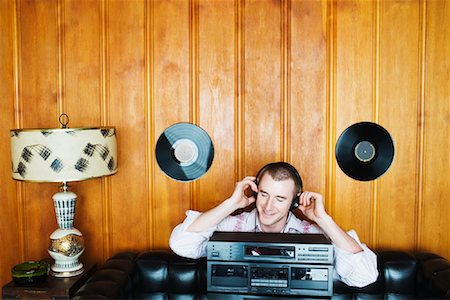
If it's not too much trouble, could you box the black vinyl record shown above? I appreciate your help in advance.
[155,123,214,181]
[335,122,394,181]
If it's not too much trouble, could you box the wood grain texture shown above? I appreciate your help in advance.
[1,0,450,289]
[63,0,105,266]
[376,0,420,251]
[244,0,282,174]
[19,0,59,261]
[290,0,327,195]
[0,0,21,286]
[107,0,147,253]
[152,0,191,249]
[197,0,237,211]
[420,0,450,259]
[333,0,374,242]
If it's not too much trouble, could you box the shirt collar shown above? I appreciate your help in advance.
[253,210,294,233]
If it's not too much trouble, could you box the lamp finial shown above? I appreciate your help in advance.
[59,113,69,128]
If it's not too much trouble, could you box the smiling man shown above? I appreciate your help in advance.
[169,162,379,287]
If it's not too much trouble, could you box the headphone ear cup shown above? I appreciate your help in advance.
[253,179,258,199]
[290,195,299,210]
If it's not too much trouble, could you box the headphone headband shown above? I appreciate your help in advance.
[255,162,302,189]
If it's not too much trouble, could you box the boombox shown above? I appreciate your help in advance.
[206,232,334,297]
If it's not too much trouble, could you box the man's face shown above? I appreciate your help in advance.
[255,173,297,232]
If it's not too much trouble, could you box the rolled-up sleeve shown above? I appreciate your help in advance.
[333,230,379,287]
[169,210,247,259]
[169,210,217,259]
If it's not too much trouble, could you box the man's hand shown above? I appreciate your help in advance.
[298,191,329,222]
[298,191,363,254]
[186,176,257,232]
[228,176,258,210]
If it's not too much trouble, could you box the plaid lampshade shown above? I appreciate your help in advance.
[10,127,117,182]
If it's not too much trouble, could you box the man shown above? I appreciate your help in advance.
[170,162,378,287]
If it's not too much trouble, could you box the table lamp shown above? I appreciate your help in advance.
[10,114,117,277]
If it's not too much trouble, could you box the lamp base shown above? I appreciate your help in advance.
[49,187,85,278]
[48,228,85,278]
[49,265,84,278]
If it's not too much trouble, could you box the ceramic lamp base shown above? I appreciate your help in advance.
[49,265,84,278]
[48,229,84,277]
[48,187,85,278]
[48,228,85,278]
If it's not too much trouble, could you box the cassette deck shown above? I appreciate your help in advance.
[207,232,334,297]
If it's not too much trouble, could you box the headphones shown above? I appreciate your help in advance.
[253,162,303,210]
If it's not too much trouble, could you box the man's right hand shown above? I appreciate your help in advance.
[186,176,258,232]
[228,176,258,210]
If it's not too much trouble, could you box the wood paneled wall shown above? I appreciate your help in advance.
[1,0,449,287]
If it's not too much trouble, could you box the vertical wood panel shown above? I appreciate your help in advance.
[420,0,450,258]
[376,0,419,250]
[290,0,327,194]
[190,0,200,211]
[326,0,336,216]
[108,0,147,252]
[415,0,426,257]
[281,0,290,161]
[20,0,59,127]
[19,0,59,260]
[152,0,191,248]
[0,0,21,285]
[145,0,154,250]
[244,0,282,174]
[100,0,112,258]
[197,0,237,210]
[334,0,374,242]
[63,0,105,265]
[235,0,245,179]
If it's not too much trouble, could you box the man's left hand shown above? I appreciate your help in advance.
[298,191,328,222]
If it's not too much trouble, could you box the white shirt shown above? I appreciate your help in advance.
[170,209,379,288]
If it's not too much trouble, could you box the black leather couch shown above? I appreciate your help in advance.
[73,250,450,299]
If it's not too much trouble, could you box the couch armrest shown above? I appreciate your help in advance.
[333,250,450,299]
[333,250,416,298]
[415,252,450,299]
[72,252,137,299]
[72,250,207,299]
[132,250,206,298]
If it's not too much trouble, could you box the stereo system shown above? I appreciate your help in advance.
[207,232,334,297]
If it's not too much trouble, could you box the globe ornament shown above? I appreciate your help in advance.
[48,228,84,277]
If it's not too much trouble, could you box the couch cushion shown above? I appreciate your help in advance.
[431,269,450,299]
[380,251,417,294]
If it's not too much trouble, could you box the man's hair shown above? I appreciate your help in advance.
[256,162,303,194]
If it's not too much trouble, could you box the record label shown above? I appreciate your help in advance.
[155,123,214,181]
[335,122,394,181]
